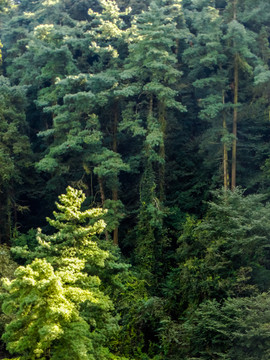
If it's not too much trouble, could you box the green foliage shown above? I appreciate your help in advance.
[0,245,17,280]
[2,258,93,360]
[0,245,17,355]
[1,187,123,359]
[11,229,38,261]
[183,293,270,360]
[0,0,10,12]
[0,76,32,241]
[165,189,270,315]
[0,77,31,188]
[115,296,169,359]
[121,0,187,287]
[26,187,109,267]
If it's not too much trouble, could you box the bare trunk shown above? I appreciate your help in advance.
[158,101,166,202]
[6,193,12,245]
[149,94,153,117]
[222,92,229,190]
[233,0,237,20]
[231,0,238,190]
[90,170,94,199]
[112,188,118,246]
[98,176,106,205]
[98,176,109,241]
[112,105,119,246]
[231,56,238,190]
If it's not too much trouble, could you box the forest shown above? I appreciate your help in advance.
[0,0,270,359]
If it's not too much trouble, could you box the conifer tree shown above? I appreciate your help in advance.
[119,0,187,276]
[166,189,270,317]
[0,77,32,242]
[183,0,231,189]
[2,258,95,360]
[238,0,270,191]
[32,0,131,245]
[183,293,270,360]
[1,187,125,360]
[224,0,257,189]
[125,0,186,199]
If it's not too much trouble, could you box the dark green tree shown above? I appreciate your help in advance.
[183,1,231,189]
[183,293,270,360]
[119,0,187,278]
[165,189,270,316]
[0,76,32,242]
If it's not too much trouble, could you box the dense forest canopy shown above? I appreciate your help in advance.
[0,0,270,359]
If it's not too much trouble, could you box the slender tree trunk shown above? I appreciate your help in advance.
[98,176,109,241]
[0,191,3,243]
[158,101,166,201]
[149,94,153,118]
[14,203,18,233]
[174,39,179,57]
[231,58,238,190]
[233,0,237,20]
[98,176,106,208]
[222,92,229,190]
[231,0,238,190]
[90,170,94,199]
[6,192,12,244]
[112,189,119,245]
[145,94,154,178]
[112,105,119,246]
[145,94,154,165]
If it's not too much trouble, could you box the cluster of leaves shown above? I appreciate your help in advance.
[0,244,17,356]
[0,187,130,360]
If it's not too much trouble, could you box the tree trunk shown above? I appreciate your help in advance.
[6,192,12,245]
[231,0,238,190]
[112,105,119,246]
[98,176,109,241]
[222,92,229,190]
[112,188,119,246]
[158,101,166,201]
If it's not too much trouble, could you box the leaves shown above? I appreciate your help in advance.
[1,187,124,359]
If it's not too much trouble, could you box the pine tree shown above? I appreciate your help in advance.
[31,0,131,245]
[125,0,186,198]
[2,258,95,360]
[119,0,187,277]
[1,187,125,359]
[223,0,258,189]
[0,76,32,242]
[183,293,270,360]
[183,0,231,189]
[165,189,270,317]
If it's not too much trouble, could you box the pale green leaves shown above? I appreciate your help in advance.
[1,187,119,359]
[2,258,94,359]
[34,24,54,41]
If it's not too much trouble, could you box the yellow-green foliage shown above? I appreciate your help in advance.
[1,187,120,360]
[2,258,97,360]
[0,244,17,343]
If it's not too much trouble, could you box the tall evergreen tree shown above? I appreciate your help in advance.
[183,0,231,189]
[223,0,261,189]
[118,0,187,279]
[34,0,131,245]
[0,77,32,242]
